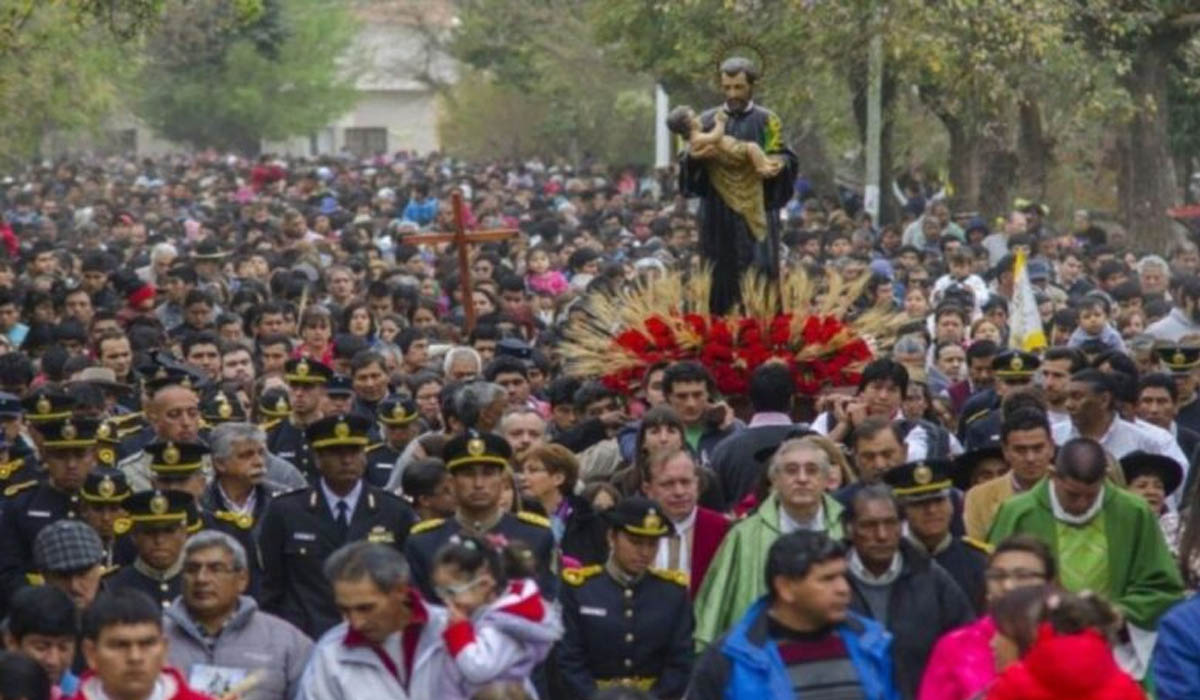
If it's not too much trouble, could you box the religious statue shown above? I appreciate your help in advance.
[677,56,798,315]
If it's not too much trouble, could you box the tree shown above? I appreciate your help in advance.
[133,0,358,153]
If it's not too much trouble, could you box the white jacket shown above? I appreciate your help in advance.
[297,596,450,700]
[429,578,562,699]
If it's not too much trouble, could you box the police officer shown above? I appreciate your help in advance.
[326,374,355,416]
[104,489,193,608]
[19,389,77,464]
[147,440,210,502]
[883,459,989,611]
[0,391,36,471]
[961,350,1041,451]
[557,496,694,697]
[78,468,133,574]
[117,367,207,491]
[258,413,417,639]
[364,396,419,487]
[404,429,558,603]
[200,388,248,426]
[266,357,332,484]
[1157,344,1200,436]
[0,416,99,606]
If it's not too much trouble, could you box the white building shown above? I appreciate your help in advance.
[51,1,458,158]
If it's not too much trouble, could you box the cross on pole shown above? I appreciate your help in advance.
[404,189,519,332]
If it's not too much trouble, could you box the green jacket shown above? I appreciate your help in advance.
[988,479,1183,628]
[693,491,844,647]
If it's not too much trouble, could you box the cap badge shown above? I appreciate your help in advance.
[393,404,406,420]
[36,395,50,415]
[1010,356,1024,372]
[155,367,168,380]
[334,420,350,438]
[296,360,310,377]
[914,463,933,485]
[163,443,180,465]
[150,493,169,515]
[217,399,233,419]
[98,476,116,498]
[274,397,288,413]
[97,423,111,440]
[643,508,663,532]
[467,438,486,456]
[61,421,77,440]
[1174,350,1187,366]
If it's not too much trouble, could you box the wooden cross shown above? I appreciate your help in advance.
[404,189,519,331]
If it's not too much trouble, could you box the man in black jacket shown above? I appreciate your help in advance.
[843,484,975,700]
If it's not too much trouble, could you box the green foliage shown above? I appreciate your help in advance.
[133,0,357,152]
[445,0,655,166]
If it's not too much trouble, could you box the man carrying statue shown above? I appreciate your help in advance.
[675,56,799,315]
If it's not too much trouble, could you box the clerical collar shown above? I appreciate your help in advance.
[457,508,503,534]
[848,549,903,586]
[723,100,756,115]
[779,502,825,534]
[1049,482,1105,526]
[605,558,642,587]
[134,554,184,582]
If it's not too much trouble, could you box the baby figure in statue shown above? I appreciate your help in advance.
[666,105,779,241]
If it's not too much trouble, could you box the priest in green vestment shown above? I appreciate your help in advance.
[988,438,1182,629]
[693,438,845,647]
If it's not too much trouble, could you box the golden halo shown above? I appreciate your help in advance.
[713,34,771,84]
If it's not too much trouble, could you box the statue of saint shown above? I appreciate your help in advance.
[677,56,798,314]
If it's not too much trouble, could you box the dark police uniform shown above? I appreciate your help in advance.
[557,497,694,698]
[403,430,558,603]
[267,358,334,484]
[884,459,988,611]
[104,489,194,608]
[961,351,1040,452]
[80,468,134,574]
[364,396,419,487]
[258,413,418,639]
[0,416,99,605]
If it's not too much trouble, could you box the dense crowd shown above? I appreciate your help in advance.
[0,149,1198,700]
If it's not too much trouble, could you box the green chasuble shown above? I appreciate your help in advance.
[1055,516,1111,595]
[692,491,844,648]
[988,479,1183,628]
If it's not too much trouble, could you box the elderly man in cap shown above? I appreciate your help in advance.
[259,413,417,639]
[33,519,108,611]
[403,428,557,603]
[78,468,133,573]
[364,396,420,487]
[558,496,694,698]
[104,489,195,608]
[266,357,333,483]
[882,459,988,611]
[0,415,99,607]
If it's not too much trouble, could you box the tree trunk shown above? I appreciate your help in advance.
[851,62,898,224]
[1016,94,1052,201]
[1120,39,1181,251]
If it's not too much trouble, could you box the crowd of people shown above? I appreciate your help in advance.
[0,148,1199,700]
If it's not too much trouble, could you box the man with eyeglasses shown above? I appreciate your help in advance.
[165,530,311,700]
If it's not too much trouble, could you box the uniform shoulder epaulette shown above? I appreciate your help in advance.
[516,511,551,528]
[111,412,144,424]
[562,564,603,586]
[649,568,689,586]
[3,479,37,497]
[410,517,446,535]
[102,564,123,578]
[365,442,384,453]
[0,457,24,480]
[263,419,283,433]
[964,409,991,425]
[962,536,993,555]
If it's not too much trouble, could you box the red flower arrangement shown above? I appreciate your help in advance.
[602,310,873,397]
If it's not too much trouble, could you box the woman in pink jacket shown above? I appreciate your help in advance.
[918,535,1057,700]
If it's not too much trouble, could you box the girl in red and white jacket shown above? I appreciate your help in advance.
[429,534,562,700]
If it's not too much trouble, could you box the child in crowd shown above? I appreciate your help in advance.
[524,246,568,297]
[932,250,990,315]
[429,535,562,700]
[1067,294,1126,353]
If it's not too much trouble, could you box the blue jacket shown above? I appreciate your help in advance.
[1153,596,1200,700]
[402,197,439,226]
[688,597,900,700]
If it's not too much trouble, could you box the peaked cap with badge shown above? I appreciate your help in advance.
[1156,344,1200,375]
[258,387,291,420]
[21,390,76,424]
[603,496,675,538]
[377,396,419,427]
[443,429,512,471]
[883,459,955,502]
[146,440,209,476]
[201,389,247,424]
[992,350,1040,380]
[82,468,132,504]
[284,357,334,385]
[305,413,371,449]
[122,489,194,527]
[39,416,99,449]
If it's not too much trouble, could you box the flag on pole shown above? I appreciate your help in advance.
[1010,248,1047,352]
